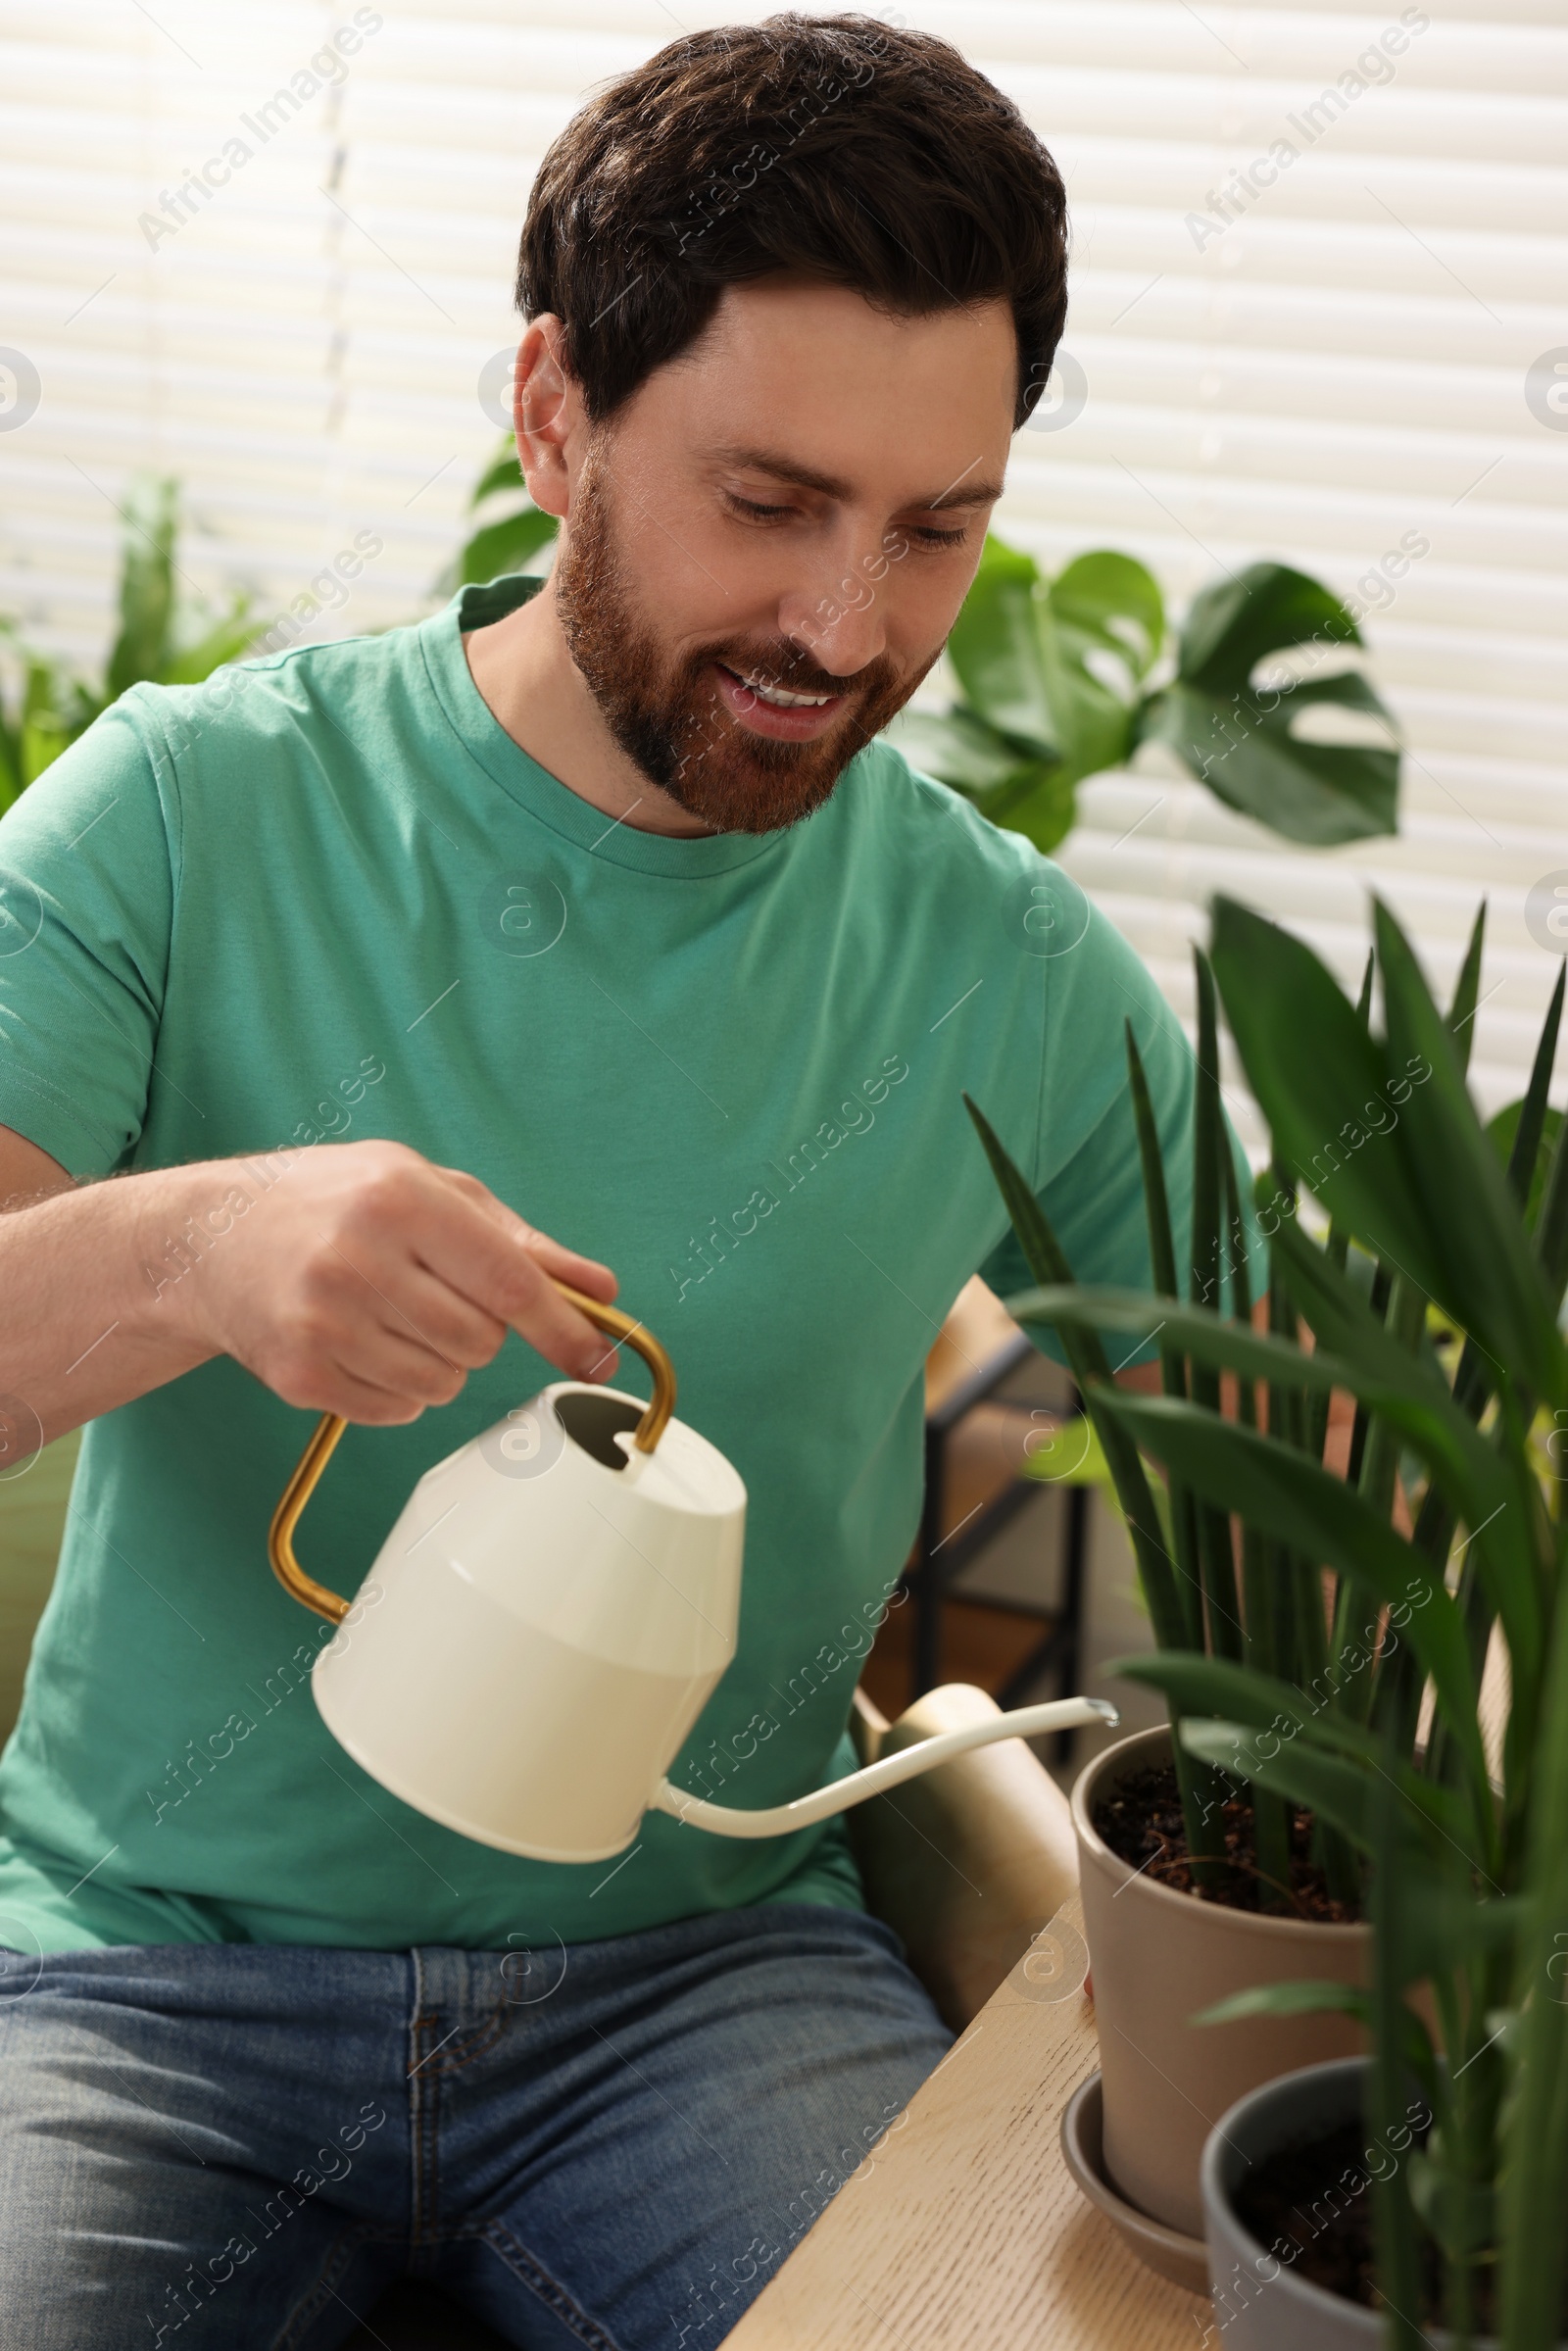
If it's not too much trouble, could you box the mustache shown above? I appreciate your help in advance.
[693,639,898,703]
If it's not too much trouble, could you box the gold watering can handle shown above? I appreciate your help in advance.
[267,1280,676,1626]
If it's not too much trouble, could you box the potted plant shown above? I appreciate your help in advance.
[974,896,1568,2342]
[959,912,1484,2240]
[1174,903,1565,2349]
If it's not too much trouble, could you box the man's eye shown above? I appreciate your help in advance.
[907,523,969,548]
[728,495,796,522]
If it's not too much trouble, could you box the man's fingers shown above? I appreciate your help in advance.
[344,1257,510,1373]
[275,1344,442,1428]
[439,1166,618,1303]
[505,1248,621,1384]
[417,1176,620,1382]
[514,1222,619,1303]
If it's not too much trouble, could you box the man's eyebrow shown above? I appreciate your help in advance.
[709,445,1004,513]
[921,475,1005,514]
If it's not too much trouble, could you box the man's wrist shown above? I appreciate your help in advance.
[125,1154,270,1353]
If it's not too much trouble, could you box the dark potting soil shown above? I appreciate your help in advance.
[1092,1759,1359,1920]
[1232,2118,1451,2327]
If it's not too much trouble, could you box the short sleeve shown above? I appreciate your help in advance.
[0,693,178,1178]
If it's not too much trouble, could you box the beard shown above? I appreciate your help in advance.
[551,450,935,835]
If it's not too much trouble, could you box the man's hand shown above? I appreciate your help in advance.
[175,1141,619,1426]
[0,1126,621,1447]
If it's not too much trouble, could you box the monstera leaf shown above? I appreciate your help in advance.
[897,538,1161,853]
[1039,549,1164,789]
[945,536,1056,747]
[889,705,1073,852]
[1137,562,1399,846]
[900,537,1400,858]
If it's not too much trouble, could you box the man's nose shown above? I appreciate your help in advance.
[778,564,890,676]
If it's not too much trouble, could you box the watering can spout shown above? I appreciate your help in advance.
[649,1697,1119,1838]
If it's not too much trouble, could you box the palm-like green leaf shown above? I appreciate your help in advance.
[1197,1979,1368,2027]
[106,476,177,700]
[1100,1391,1494,1834]
[1006,1277,1521,1586]
[1499,1561,1568,2351]
[1491,1101,1564,1236]
[161,604,258,686]
[977,882,1568,2338]
[1182,1721,1376,1851]
[1212,897,1565,1412]
[1374,902,1564,1411]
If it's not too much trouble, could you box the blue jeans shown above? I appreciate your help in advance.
[0,1903,949,2350]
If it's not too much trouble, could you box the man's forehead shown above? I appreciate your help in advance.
[660,274,1015,396]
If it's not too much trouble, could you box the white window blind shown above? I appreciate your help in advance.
[1,0,1564,1151]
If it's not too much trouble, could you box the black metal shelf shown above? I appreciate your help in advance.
[903,1338,1093,1760]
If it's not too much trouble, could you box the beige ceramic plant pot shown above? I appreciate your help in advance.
[1073,1723,1368,2240]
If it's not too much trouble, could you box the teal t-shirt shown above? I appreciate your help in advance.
[0,575,1206,1956]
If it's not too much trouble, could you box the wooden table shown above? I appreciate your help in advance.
[729,1897,1207,2350]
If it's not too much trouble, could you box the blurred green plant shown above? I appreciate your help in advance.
[891,536,1402,855]
[442,441,559,592]
[970,898,1568,2346]
[0,477,256,811]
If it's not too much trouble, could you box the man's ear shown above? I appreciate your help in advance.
[512,316,575,521]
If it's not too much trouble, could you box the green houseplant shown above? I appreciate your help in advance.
[970,901,1568,2344]
[891,534,1402,854]
[0,477,256,811]
[961,927,1434,2238]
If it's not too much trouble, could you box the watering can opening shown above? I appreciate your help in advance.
[552,1387,643,1472]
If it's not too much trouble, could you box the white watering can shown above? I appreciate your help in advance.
[270,1281,1115,1863]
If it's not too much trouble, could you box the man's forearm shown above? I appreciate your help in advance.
[0,1156,265,1449]
[0,1126,623,1449]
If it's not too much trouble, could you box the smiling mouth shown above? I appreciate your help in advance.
[717,663,839,710]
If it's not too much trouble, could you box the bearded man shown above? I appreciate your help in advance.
[0,16,1217,2345]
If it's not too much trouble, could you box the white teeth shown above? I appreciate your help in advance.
[731,670,832,709]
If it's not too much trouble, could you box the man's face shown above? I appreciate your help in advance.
[548,279,1017,833]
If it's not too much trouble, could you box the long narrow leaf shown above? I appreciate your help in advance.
[1374,899,1563,1410]
[1125,1652,1477,1860]
[1125,1021,1179,1300]
[1182,1722,1373,1853]
[965,1099,1196,1655]
[1211,898,1432,1268]
[1099,1391,1494,1836]
[1447,901,1487,1078]
[1499,1546,1568,2351]
[1006,1272,1524,1602]
[1368,1758,1428,2351]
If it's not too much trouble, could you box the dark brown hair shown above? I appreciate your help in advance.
[517,13,1067,428]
